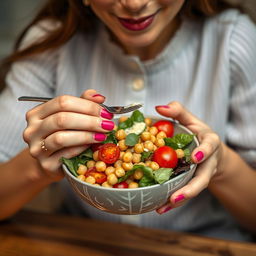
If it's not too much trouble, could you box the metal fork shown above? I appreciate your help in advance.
[18,96,143,114]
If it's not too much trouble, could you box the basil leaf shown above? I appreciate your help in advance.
[139,175,156,187]
[153,168,173,184]
[103,130,118,144]
[141,151,153,162]
[125,133,139,146]
[79,148,93,159]
[131,110,145,122]
[61,157,79,177]
[164,133,194,149]
[118,118,133,130]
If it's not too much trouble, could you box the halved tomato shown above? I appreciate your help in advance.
[85,167,107,184]
[98,143,120,164]
[113,181,129,189]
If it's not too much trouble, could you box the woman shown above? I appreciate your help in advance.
[0,0,256,241]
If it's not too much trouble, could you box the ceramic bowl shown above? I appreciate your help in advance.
[62,117,199,215]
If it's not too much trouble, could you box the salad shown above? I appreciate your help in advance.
[62,110,195,189]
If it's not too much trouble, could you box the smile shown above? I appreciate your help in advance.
[118,10,160,31]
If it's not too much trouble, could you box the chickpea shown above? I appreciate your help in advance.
[155,138,165,147]
[115,129,126,140]
[141,131,151,141]
[150,161,160,171]
[134,169,143,180]
[175,149,185,158]
[149,126,158,136]
[132,153,141,163]
[119,116,128,123]
[77,174,86,181]
[115,167,126,177]
[77,164,87,175]
[87,160,95,168]
[137,162,146,166]
[95,161,107,172]
[145,160,152,167]
[93,150,99,161]
[144,141,154,151]
[156,131,167,139]
[102,181,113,188]
[119,151,125,160]
[122,162,133,171]
[94,183,101,186]
[153,145,158,151]
[85,176,96,184]
[129,182,139,188]
[114,160,123,168]
[123,151,133,162]
[118,139,128,151]
[150,135,156,143]
[107,173,118,185]
[144,118,152,127]
[105,166,115,175]
[134,143,144,153]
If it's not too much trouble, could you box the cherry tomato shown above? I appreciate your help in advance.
[98,143,120,164]
[153,120,174,137]
[91,143,103,152]
[85,167,107,184]
[153,146,178,168]
[113,181,129,189]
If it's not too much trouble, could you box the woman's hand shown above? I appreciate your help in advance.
[155,102,226,214]
[23,89,114,181]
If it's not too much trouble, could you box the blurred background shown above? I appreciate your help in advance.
[0,0,255,60]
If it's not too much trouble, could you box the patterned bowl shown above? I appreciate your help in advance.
[62,118,199,215]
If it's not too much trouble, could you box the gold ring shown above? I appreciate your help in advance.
[41,140,48,151]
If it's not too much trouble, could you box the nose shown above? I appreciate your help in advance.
[120,0,148,13]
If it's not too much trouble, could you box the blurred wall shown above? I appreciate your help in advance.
[0,0,44,59]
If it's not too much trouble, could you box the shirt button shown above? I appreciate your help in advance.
[132,78,144,91]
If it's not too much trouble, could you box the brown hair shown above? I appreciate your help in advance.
[0,0,242,91]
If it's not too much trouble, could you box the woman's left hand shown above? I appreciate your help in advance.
[155,102,225,214]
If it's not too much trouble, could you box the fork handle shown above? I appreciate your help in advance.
[18,96,53,102]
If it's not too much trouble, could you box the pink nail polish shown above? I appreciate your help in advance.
[156,105,170,109]
[101,120,114,131]
[94,133,107,142]
[195,151,204,162]
[100,109,114,120]
[156,204,172,215]
[92,94,105,98]
[174,194,185,203]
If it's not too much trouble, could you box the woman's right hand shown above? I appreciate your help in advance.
[23,89,114,180]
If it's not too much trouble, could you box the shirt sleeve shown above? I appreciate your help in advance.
[0,21,58,161]
[226,13,256,168]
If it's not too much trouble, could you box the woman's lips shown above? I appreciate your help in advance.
[118,13,156,31]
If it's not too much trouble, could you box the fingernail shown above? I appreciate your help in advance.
[94,133,107,142]
[101,120,114,131]
[156,105,170,109]
[174,194,185,203]
[195,151,204,162]
[156,204,172,215]
[100,108,114,120]
[92,94,105,98]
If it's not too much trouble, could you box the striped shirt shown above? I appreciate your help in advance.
[1,9,256,241]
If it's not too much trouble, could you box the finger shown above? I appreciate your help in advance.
[80,89,106,103]
[38,112,115,138]
[27,95,104,121]
[39,145,89,172]
[156,155,218,214]
[155,102,208,130]
[192,132,220,163]
[43,130,107,153]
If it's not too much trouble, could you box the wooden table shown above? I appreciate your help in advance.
[0,211,256,256]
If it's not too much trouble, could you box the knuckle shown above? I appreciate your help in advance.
[58,95,72,110]
[23,127,33,143]
[55,112,68,129]
[25,110,34,122]
[53,133,65,147]
[29,146,41,158]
